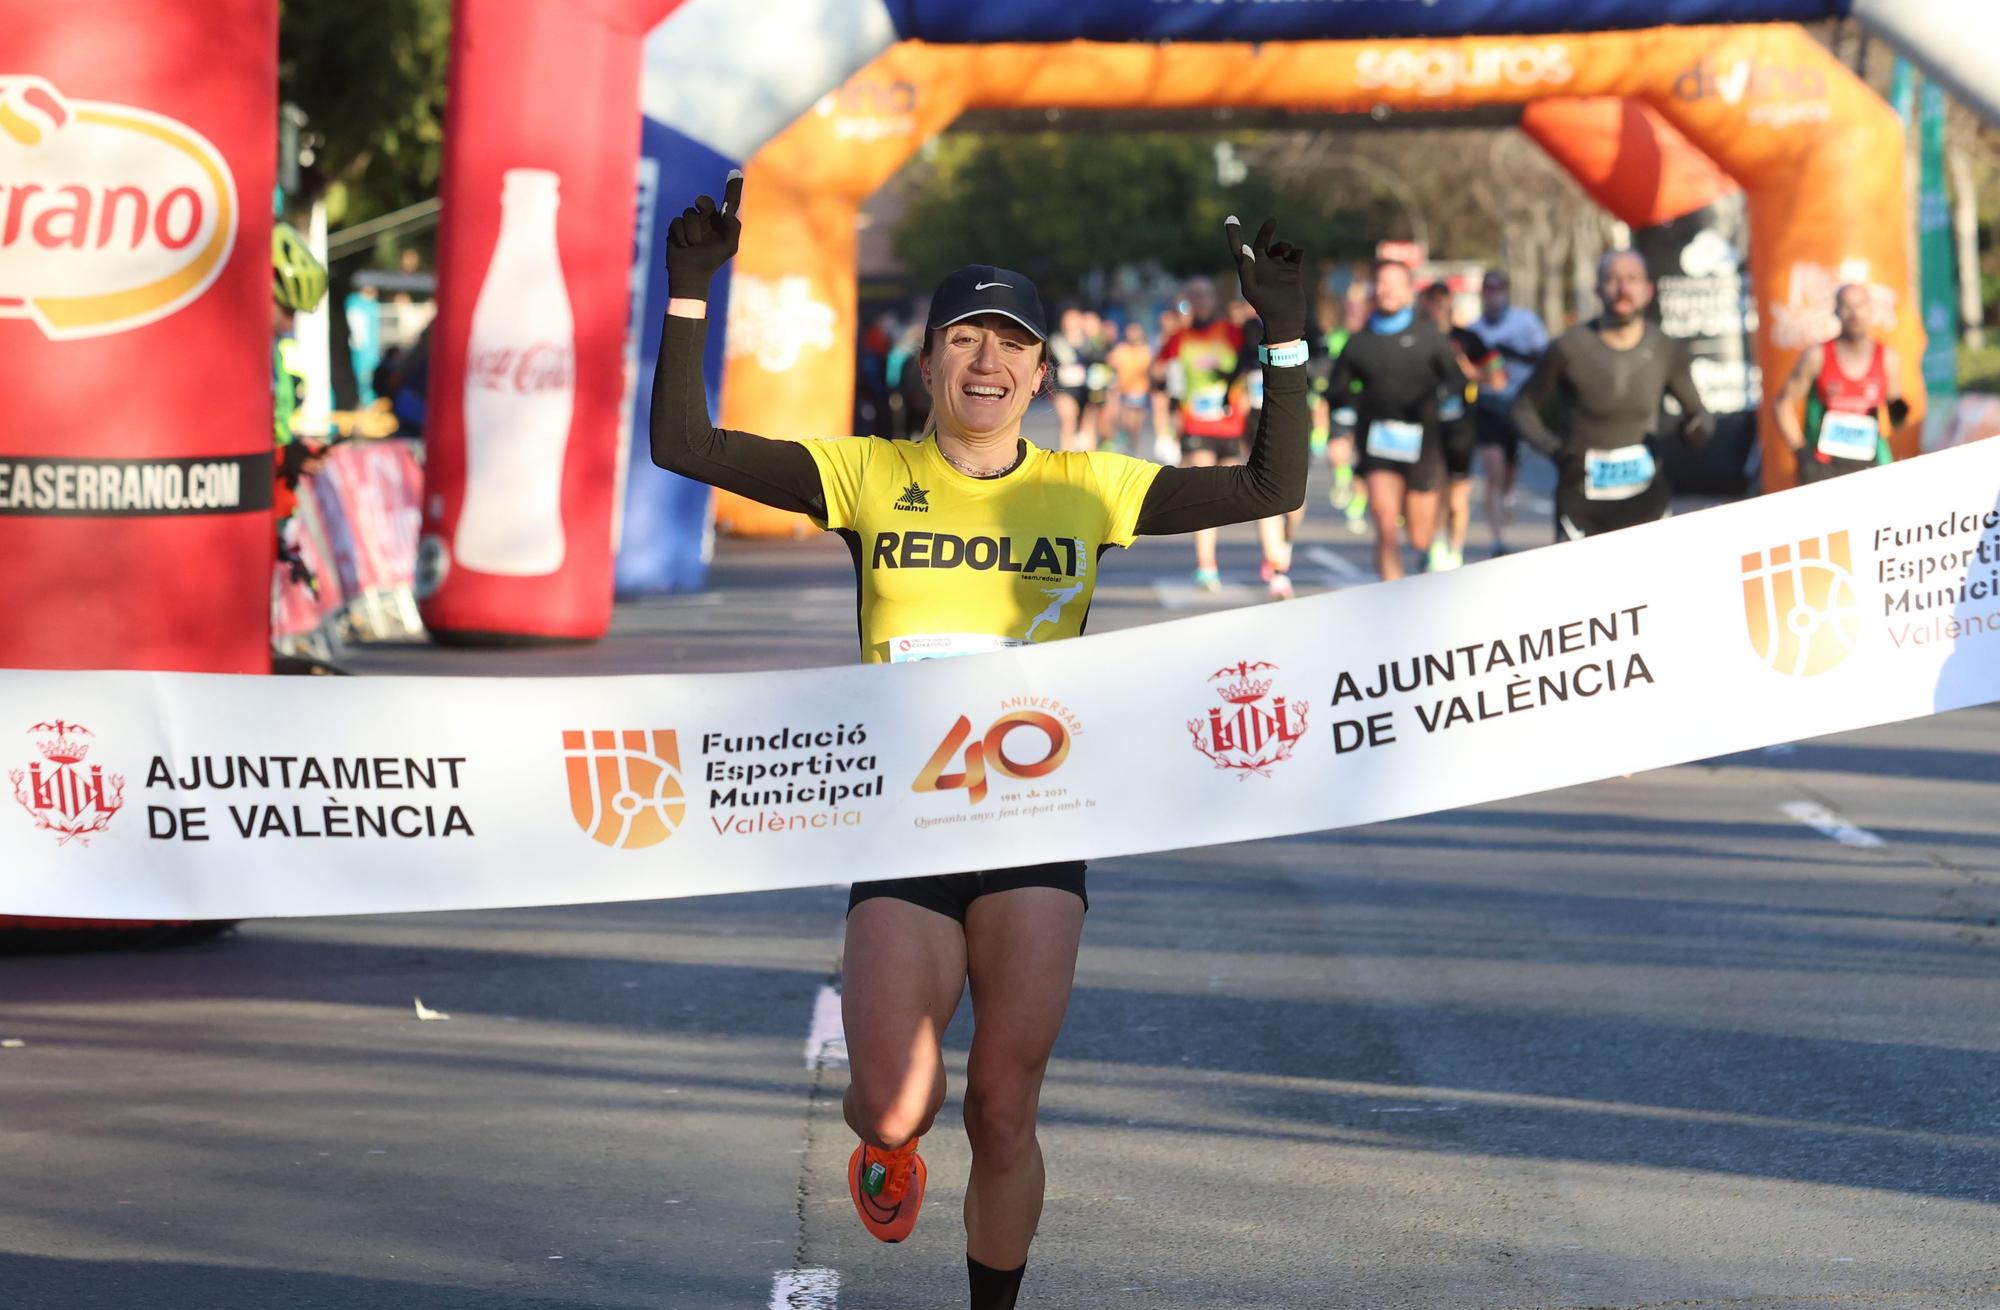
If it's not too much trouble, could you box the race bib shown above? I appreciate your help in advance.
[1247,369,1265,408]
[889,633,1028,664]
[1582,443,1657,501]
[1366,419,1424,464]
[1439,391,1466,421]
[1086,362,1114,392]
[1188,384,1229,422]
[1817,410,1880,463]
[1056,362,1087,389]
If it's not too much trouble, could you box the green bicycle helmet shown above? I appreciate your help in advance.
[272,221,328,313]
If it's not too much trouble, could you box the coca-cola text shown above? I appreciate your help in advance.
[467,343,574,394]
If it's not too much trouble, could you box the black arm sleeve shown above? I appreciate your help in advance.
[649,313,828,519]
[1510,338,1566,459]
[1134,363,1309,535]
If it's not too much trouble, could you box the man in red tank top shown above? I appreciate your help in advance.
[1776,283,1911,484]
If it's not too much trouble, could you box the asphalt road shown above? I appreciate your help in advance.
[3,451,1996,1310]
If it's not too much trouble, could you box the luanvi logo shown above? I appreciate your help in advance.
[893,481,930,513]
[564,729,685,849]
[10,720,123,845]
[0,76,239,339]
[1741,531,1862,678]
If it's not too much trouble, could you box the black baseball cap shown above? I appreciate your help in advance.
[925,264,1048,341]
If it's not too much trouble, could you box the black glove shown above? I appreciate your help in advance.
[1226,216,1306,343]
[665,170,743,302]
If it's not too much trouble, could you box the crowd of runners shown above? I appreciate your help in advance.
[847,241,1913,600]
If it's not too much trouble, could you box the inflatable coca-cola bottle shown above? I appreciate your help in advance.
[454,168,575,575]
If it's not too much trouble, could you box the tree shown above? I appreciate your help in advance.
[892,132,1398,305]
[1251,127,1614,329]
[278,0,451,232]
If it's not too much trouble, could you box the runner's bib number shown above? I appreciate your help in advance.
[890,634,1028,664]
[1582,443,1656,501]
[1439,391,1466,421]
[1817,410,1880,463]
[1056,362,1087,389]
[1366,419,1424,464]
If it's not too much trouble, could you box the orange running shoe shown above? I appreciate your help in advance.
[847,1138,926,1243]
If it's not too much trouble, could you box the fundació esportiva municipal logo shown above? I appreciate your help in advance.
[10,720,124,845]
[1189,660,1309,778]
[1741,530,1862,677]
[563,729,685,849]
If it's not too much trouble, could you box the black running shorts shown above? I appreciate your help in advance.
[1181,434,1248,464]
[1441,414,1477,480]
[847,863,1089,922]
[1555,475,1670,540]
[1357,434,1445,493]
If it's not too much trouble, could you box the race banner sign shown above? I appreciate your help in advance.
[4,439,1997,920]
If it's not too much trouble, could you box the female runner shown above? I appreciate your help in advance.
[652,172,1307,1309]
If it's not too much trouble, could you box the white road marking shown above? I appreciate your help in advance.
[1370,1104,1461,1114]
[805,983,847,1068]
[1151,579,1262,610]
[1780,800,1887,848]
[1304,545,1365,583]
[769,1266,840,1309]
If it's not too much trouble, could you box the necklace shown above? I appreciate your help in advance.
[938,438,1024,480]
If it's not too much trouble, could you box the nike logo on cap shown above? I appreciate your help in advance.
[974,280,1010,291]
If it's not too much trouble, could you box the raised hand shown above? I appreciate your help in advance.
[665,170,744,302]
[1225,215,1305,343]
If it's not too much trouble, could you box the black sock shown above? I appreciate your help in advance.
[967,1255,1026,1310]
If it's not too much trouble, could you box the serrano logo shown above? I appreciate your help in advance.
[914,711,1070,805]
[1189,660,1309,779]
[0,76,238,340]
[10,720,123,845]
[563,729,686,849]
[1741,531,1863,678]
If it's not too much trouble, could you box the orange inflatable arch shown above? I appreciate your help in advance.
[718,25,1917,534]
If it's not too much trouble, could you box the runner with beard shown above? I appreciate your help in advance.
[1328,258,1462,580]
[1420,281,1484,572]
[651,174,1308,1310]
[1775,282,1910,484]
[1511,250,1713,540]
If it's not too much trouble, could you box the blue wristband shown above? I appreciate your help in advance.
[1258,340,1308,368]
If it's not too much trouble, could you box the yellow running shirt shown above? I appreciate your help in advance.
[801,434,1162,664]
